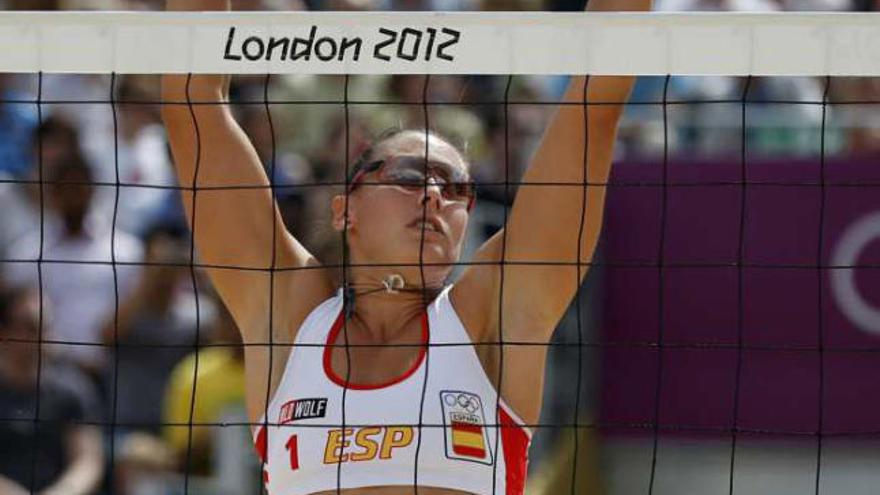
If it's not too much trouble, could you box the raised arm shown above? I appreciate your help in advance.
[456,0,652,344]
[162,0,332,342]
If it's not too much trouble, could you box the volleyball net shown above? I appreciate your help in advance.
[0,8,880,495]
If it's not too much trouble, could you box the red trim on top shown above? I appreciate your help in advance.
[254,425,268,463]
[498,405,530,495]
[323,310,429,390]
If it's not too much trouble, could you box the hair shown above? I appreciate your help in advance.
[346,127,468,183]
[32,114,79,150]
[49,153,92,184]
[0,286,28,331]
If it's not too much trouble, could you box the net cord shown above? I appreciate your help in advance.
[259,71,281,495]
[490,74,514,495]
[569,74,591,494]
[814,75,831,495]
[6,258,880,275]
[647,74,672,495]
[728,74,753,495]
[412,74,433,494]
[7,336,880,353]
[3,98,878,107]
[27,70,46,495]
[107,70,123,495]
[7,176,880,191]
[182,73,205,494]
[338,73,352,494]
[6,416,880,435]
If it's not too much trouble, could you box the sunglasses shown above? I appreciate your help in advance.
[347,155,476,211]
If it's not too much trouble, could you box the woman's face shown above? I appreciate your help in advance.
[332,133,471,286]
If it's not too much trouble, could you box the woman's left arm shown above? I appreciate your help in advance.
[457,0,652,343]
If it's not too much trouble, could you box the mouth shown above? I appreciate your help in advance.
[409,218,444,236]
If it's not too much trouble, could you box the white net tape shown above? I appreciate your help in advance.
[0,12,878,75]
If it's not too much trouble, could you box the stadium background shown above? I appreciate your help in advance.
[0,0,879,494]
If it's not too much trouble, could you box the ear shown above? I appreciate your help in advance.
[331,194,355,232]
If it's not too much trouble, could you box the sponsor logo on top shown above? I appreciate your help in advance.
[278,397,328,424]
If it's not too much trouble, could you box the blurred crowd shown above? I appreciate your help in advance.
[0,1,879,495]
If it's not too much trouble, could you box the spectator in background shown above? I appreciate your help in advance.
[1,0,61,9]
[235,85,316,244]
[163,303,254,495]
[0,286,104,495]
[113,75,177,236]
[378,75,486,153]
[101,222,199,433]
[30,116,83,178]
[4,152,144,380]
[3,116,89,260]
[830,77,880,154]
[0,100,38,261]
[854,0,880,9]
[103,223,219,495]
[26,73,173,235]
[0,74,38,179]
[650,0,831,157]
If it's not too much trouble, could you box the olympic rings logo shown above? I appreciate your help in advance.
[830,211,880,336]
[443,392,480,414]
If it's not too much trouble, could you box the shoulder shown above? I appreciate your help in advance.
[6,228,49,258]
[287,285,343,343]
[448,232,504,343]
[235,257,335,344]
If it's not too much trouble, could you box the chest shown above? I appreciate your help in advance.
[325,317,427,388]
[262,342,500,476]
[252,295,530,495]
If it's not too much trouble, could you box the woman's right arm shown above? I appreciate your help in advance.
[162,0,333,341]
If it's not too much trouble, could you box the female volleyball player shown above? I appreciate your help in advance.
[162,1,650,493]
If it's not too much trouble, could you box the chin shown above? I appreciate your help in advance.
[392,248,458,280]
[413,240,456,265]
[407,264,454,288]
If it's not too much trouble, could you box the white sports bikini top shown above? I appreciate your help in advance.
[253,285,532,495]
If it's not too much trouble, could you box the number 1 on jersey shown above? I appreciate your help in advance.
[285,435,300,470]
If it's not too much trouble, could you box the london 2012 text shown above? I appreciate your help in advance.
[223,26,461,63]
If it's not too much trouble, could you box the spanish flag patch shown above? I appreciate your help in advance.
[452,420,486,458]
[441,391,493,465]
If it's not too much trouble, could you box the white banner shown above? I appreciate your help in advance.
[0,12,878,75]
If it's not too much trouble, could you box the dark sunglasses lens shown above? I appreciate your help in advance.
[447,181,475,202]
[388,167,425,188]
[389,156,473,203]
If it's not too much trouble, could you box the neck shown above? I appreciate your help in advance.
[342,268,443,339]
[146,291,174,312]
[62,214,86,237]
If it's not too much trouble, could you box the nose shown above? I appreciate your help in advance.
[420,177,444,211]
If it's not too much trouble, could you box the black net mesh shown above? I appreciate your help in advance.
[0,32,880,495]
